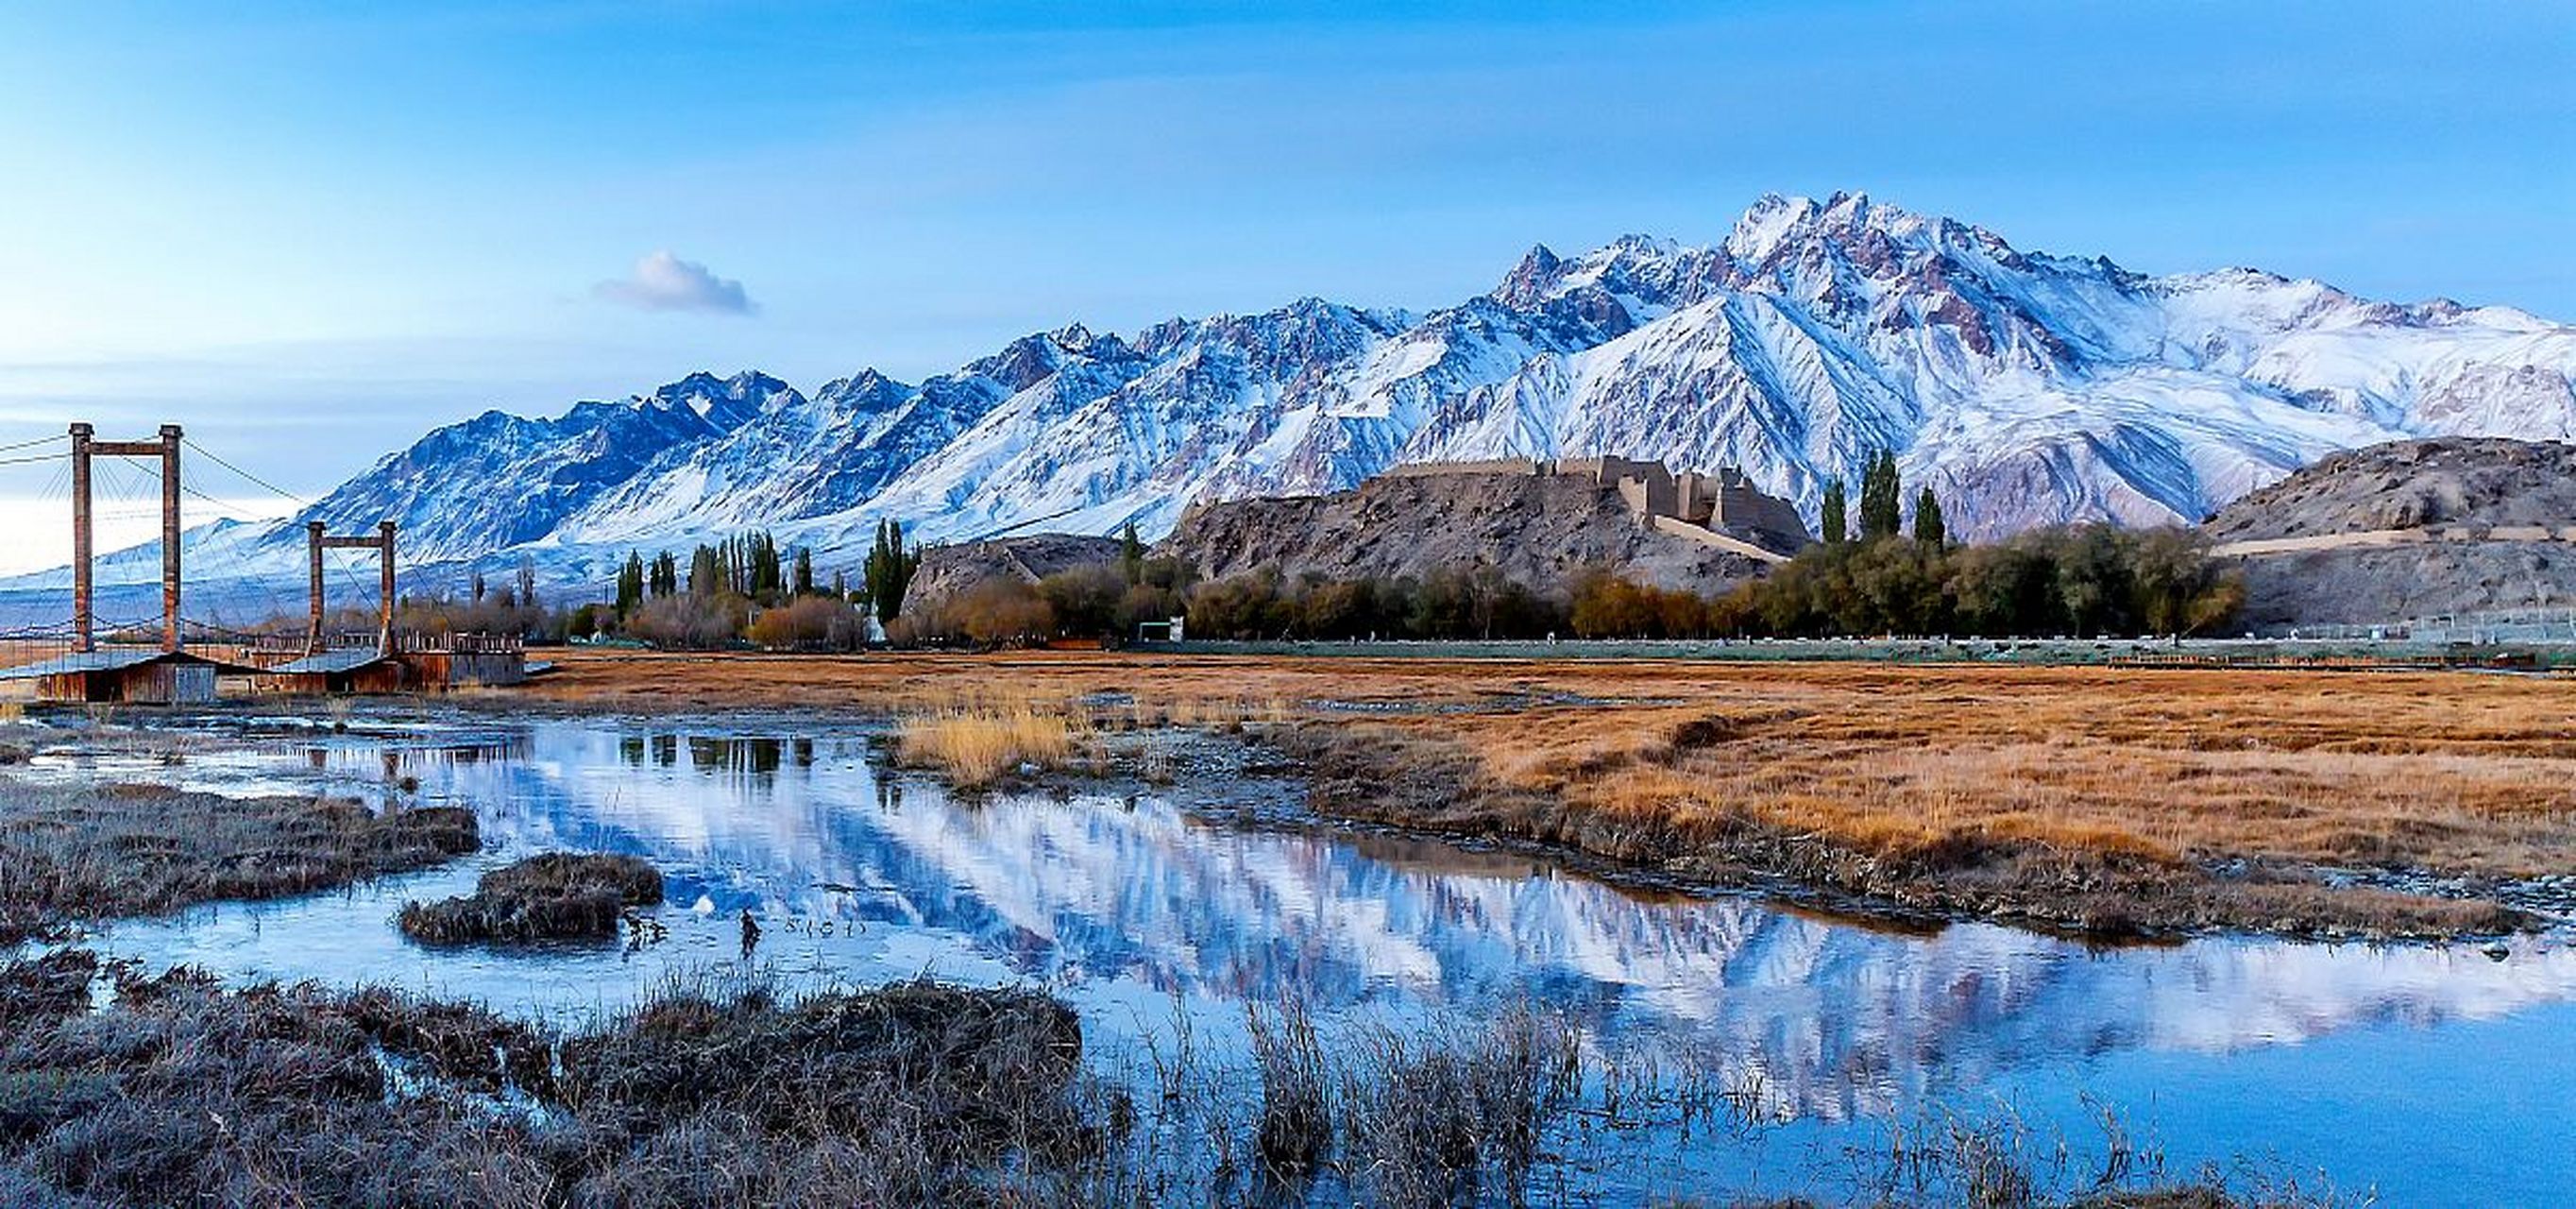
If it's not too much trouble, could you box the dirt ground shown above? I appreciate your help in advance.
[512,648,2576,937]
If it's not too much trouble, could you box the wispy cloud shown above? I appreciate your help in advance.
[593,250,756,315]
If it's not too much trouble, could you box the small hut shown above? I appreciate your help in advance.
[0,648,259,705]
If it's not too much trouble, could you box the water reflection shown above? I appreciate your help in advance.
[30,718,2576,1205]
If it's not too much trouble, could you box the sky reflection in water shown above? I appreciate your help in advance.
[30,717,2576,1205]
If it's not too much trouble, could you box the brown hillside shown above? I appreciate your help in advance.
[1161,471,1779,597]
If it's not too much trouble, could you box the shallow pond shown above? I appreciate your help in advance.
[22,713,2576,1205]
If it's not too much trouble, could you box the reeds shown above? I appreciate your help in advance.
[896,704,1087,787]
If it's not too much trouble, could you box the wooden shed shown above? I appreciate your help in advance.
[0,648,259,705]
[252,648,413,695]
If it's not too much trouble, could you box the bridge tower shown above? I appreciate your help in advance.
[68,422,183,654]
[304,520,399,656]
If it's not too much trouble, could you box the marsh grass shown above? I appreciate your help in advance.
[1273,719,2524,939]
[398,852,664,945]
[0,950,2344,1209]
[0,778,480,945]
[535,652,2576,902]
[897,703,1090,787]
[0,957,1093,1208]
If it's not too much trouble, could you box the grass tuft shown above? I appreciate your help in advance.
[896,705,1086,787]
[398,852,663,945]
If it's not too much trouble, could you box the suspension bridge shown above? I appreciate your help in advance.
[0,421,524,703]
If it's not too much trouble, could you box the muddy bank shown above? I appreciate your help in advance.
[1264,723,2527,943]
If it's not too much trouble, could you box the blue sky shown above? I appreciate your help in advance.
[0,0,2568,553]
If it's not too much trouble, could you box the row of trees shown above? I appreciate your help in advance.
[1557,525,2243,640]
[586,525,924,650]
[1819,450,1944,547]
[398,559,555,639]
[613,533,843,616]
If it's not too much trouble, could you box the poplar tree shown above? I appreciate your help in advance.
[862,519,921,624]
[1819,480,1848,546]
[1859,451,1904,541]
[616,553,644,615]
[1119,522,1145,585]
[1913,486,1947,548]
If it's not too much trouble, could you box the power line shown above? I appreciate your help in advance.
[176,434,384,610]
[183,437,314,509]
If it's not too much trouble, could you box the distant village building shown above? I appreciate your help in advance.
[1381,456,1811,561]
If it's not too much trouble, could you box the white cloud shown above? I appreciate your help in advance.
[593,251,756,315]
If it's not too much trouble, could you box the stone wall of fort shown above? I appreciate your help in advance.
[1380,455,1811,553]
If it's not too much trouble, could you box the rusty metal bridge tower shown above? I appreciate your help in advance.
[305,520,398,656]
[68,422,183,654]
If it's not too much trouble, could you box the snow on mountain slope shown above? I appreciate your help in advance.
[22,191,2576,600]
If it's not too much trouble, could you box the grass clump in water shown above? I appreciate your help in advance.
[0,778,479,945]
[398,852,663,945]
[896,705,1086,787]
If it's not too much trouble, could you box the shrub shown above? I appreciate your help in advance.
[747,595,866,651]
[626,592,751,649]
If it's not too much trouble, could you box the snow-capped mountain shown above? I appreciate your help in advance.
[29,191,2576,598]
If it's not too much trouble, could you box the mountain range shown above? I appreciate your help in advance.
[25,191,2576,605]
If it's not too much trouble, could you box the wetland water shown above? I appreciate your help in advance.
[22,713,2576,1205]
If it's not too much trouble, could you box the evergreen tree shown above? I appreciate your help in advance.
[649,551,678,599]
[1913,486,1946,548]
[831,569,848,600]
[750,532,783,601]
[792,546,815,597]
[862,519,921,624]
[1819,479,1848,546]
[1119,522,1144,585]
[616,553,644,616]
[1858,451,1904,541]
[470,571,486,602]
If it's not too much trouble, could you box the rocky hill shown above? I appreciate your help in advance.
[2203,437,2576,626]
[898,534,1122,618]
[2206,438,2576,541]
[1159,470,1779,598]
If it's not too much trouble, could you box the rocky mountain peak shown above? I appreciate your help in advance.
[1492,244,1567,309]
[52,190,2573,595]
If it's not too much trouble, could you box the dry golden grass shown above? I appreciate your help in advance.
[534,648,2576,883]
[895,705,1087,788]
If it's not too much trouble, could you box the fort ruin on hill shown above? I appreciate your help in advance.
[1381,455,1810,560]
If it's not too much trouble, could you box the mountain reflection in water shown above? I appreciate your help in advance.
[34,717,2576,1204]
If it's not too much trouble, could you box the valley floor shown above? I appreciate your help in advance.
[510,648,2576,941]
